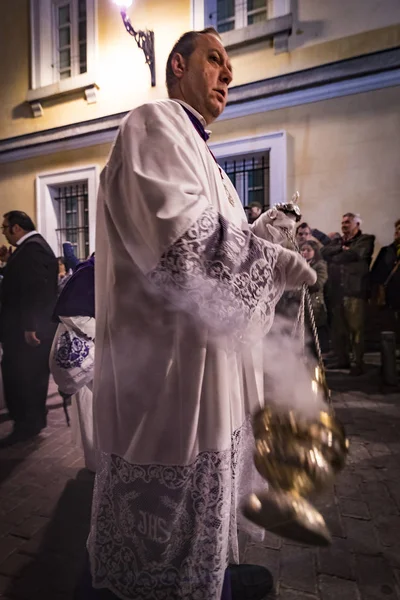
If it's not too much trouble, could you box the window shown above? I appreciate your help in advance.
[54,182,89,260]
[192,0,292,52]
[54,0,87,81]
[207,0,268,33]
[35,166,98,258]
[29,0,96,91]
[214,0,268,32]
[209,132,287,207]
[219,153,270,208]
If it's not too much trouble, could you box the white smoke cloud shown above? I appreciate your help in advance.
[261,315,327,419]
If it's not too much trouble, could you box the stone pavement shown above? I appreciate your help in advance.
[0,379,93,600]
[0,376,399,599]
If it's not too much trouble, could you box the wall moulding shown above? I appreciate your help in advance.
[26,77,100,117]
[2,48,400,162]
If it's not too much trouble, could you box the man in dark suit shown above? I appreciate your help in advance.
[0,211,58,445]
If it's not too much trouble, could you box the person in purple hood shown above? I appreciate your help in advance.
[51,254,96,472]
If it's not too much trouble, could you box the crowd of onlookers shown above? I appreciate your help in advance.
[246,202,400,376]
[0,206,398,454]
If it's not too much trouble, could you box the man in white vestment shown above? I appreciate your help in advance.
[82,28,316,600]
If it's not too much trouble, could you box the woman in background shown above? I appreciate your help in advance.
[300,240,329,353]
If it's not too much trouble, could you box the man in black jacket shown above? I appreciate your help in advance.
[0,211,58,445]
[322,213,375,375]
[371,219,400,312]
[370,219,400,344]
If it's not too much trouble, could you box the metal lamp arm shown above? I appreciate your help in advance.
[120,10,156,87]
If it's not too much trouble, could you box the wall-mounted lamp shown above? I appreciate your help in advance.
[113,0,156,87]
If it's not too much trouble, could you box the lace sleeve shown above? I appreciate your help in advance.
[148,205,288,337]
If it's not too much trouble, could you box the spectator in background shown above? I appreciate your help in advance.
[296,222,313,245]
[51,254,96,472]
[247,200,263,224]
[370,218,400,343]
[58,256,67,280]
[63,241,80,271]
[327,231,342,242]
[322,213,375,375]
[0,211,58,445]
[296,222,332,247]
[57,257,71,293]
[300,240,329,352]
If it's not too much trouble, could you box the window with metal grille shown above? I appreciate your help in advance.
[54,0,87,81]
[212,0,268,32]
[54,182,89,261]
[219,153,270,209]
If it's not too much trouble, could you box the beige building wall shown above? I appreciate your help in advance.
[1,85,399,253]
[230,24,400,86]
[1,1,400,138]
[0,0,190,139]
[212,85,400,253]
[1,2,399,256]
[0,143,110,225]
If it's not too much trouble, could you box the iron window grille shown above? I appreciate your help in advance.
[54,182,89,261]
[219,153,270,210]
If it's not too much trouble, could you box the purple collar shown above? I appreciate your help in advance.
[181,106,210,142]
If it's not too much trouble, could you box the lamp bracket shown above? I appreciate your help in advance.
[121,10,156,87]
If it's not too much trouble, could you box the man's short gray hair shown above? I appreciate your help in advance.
[343,212,362,227]
[165,27,221,95]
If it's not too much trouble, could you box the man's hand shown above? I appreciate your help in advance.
[261,208,297,233]
[0,245,11,263]
[24,331,41,347]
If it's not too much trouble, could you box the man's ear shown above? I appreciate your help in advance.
[170,52,187,80]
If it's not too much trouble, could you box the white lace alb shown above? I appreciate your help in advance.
[148,205,285,340]
[88,418,264,600]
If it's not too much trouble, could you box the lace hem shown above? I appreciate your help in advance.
[87,418,263,600]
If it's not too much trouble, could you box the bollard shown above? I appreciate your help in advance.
[381,331,398,387]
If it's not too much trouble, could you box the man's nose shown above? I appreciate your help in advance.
[220,66,232,85]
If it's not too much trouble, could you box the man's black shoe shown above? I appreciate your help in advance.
[229,564,273,600]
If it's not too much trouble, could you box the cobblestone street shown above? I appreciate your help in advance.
[0,373,399,599]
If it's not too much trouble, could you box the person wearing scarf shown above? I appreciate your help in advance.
[51,254,96,472]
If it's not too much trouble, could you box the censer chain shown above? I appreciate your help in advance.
[284,228,332,409]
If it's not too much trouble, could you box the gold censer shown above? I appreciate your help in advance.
[242,197,350,546]
[242,196,350,546]
[243,364,349,546]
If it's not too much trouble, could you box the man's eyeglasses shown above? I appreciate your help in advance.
[1,225,11,232]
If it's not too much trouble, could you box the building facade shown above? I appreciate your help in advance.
[0,0,399,258]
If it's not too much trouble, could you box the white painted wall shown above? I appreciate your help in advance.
[289,0,400,51]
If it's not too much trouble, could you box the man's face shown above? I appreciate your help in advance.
[296,227,311,243]
[176,34,233,124]
[341,215,359,237]
[394,223,400,244]
[1,219,17,246]
[250,206,262,219]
